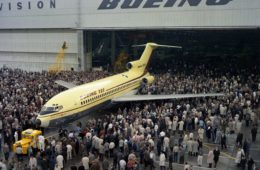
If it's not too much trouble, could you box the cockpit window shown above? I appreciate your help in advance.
[39,105,63,115]
[39,106,56,115]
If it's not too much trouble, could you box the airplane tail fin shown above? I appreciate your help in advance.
[128,43,181,73]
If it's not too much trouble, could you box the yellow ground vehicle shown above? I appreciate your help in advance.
[13,129,42,154]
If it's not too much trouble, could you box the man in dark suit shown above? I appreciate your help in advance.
[251,126,257,142]
[70,164,77,170]
[78,163,85,170]
[213,147,220,168]
[221,133,227,149]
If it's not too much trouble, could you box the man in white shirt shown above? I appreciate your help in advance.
[163,136,170,155]
[14,131,18,142]
[82,155,89,170]
[85,132,92,139]
[29,155,37,170]
[68,131,74,138]
[159,152,166,170]
[16,144,23,162]
[198,127,204,140]
[66,144,72,160]
[38,135,45,151]
[55,142,62,155]
[172,119,178,135]
[179,120,184,134]
[189,132,194,140]
[184,162,190,170]
[51,138,56,150]
[109,141,115,157]
[56,154,64,169]
[108,123,113,130]
[119,159,126,170]
[149,150,156,169]
[0,160,7,170]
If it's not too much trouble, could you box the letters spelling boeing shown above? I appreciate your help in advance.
[98,0,233,10]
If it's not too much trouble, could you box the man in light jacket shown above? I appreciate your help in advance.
[56,154,64,169]
[159,152,166,170]
[207,150,214,168]
[29,155,37,170]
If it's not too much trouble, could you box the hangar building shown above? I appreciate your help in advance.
[0,0,260,71]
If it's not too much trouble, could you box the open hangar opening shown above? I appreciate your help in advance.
[82,29,260,72]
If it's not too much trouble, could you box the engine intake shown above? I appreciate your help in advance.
[126,62,133,70]
[126,60,143,70]
[142,75,155,85]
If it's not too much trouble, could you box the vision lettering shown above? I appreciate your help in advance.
[0,0,56,12]
[37,1,44,9]
[50,0,55,8]
[28,1,31,9]
[17,2,22,10]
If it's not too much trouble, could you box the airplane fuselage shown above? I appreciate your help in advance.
[37,70,152,127]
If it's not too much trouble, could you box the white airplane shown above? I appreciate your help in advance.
[36,43,224,127]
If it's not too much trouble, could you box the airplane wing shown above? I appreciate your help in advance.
[55,80,77,89]
[112,93,225,102]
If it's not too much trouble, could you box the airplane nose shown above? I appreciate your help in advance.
[35,119,41,126]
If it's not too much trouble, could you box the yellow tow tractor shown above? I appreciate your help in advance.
[13,129,42,154]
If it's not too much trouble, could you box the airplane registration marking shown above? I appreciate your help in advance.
[80,88,105,100]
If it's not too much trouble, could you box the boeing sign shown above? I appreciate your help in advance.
[98,0,233,9]
[0,0,259,29]
[0,0,232,12]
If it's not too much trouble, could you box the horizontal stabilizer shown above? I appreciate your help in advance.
[132,43,182,49]
[113,93,224,102]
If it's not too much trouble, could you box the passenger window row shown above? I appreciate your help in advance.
[80,81,137,106]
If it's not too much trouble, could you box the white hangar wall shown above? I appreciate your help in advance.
[0,0,80,71]
[0,0,260,29]
[0,29,79,71]
[0,0,78,29]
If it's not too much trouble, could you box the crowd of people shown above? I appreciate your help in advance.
[0,56,259,170]
[0,68,110,153]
